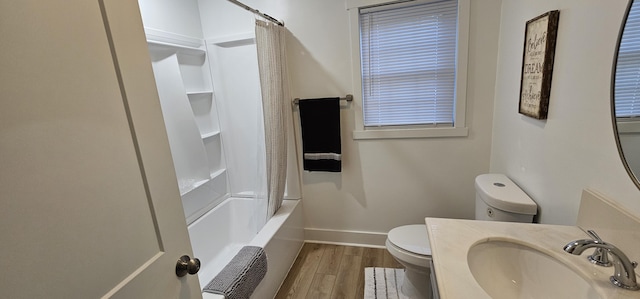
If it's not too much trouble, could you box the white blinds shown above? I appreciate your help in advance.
[360,0,458,127]
[616,0,640,118]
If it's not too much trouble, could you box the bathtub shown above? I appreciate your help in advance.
[188,197,304,299]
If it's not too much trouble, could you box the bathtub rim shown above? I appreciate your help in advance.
[194,198,303,299]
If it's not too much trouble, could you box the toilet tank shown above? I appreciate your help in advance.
[475,174,537,223]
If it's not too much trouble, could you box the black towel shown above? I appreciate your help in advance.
[298,98,342,172]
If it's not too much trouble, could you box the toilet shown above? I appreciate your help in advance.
[385,174,538,298]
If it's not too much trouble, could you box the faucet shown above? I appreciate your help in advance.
[585,230,612,267]
[564,235,639,291]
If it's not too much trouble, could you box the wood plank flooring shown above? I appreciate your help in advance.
[275,243,403,299]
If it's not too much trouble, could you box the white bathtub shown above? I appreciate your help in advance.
[188,197,304,299]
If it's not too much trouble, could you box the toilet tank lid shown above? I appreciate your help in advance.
[475,174,537,215]
[387,224,431,256]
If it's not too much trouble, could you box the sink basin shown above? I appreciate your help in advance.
[467,240,603,299]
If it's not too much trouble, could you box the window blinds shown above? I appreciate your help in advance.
[360,0,458,127]
[616,0,640,118]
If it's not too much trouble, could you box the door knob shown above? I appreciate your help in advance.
[175,255,200,277]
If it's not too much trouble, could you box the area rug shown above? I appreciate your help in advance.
[364,267,409,299]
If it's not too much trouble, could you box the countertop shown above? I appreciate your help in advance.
[425,217,639,299]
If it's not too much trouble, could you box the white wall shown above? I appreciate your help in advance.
[199,0,501,242]
[491,0,640,225]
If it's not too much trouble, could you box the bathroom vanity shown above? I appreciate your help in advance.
[426,189,640,299]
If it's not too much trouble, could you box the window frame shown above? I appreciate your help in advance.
[347,0,470,139]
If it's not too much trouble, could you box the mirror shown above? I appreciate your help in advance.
[614,0,640,189]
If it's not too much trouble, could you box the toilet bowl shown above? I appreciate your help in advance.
[385,173,538,299]
[386,224,432,298]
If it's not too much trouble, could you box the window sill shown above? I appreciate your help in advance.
[617,120,640,134]
[352,126,469,140]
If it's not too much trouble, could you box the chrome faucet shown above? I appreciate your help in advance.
[564,234,639,291]
[585,230,612,267]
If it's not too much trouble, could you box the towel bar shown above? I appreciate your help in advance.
[293,94,353,105]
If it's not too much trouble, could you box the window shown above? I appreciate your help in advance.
[616,0,640,119]
[348,0,469,139]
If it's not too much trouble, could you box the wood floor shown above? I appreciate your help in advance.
[275,243,403,299]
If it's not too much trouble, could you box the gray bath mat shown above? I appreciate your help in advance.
[203,246,267,299]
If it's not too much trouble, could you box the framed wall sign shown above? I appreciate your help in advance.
[519,10,560,119]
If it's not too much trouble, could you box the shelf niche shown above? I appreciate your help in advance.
[145,28,228,223]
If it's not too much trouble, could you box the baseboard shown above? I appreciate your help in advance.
[304,228,388,248]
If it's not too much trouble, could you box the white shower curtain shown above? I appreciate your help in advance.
[255,20,290,217]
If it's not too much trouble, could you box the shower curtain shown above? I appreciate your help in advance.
[255,20,290,217]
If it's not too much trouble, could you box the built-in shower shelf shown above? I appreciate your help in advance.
[210,168,226,180]
[146,27,229,222]
[201,131,221,140]
[179,169,227,197]
[145,27,205,56]
[187,91,214,96]
[147,41,205,56]
[181,170,229,224]
[179,178,210,196]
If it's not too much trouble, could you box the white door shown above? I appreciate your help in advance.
[0,0,202,298]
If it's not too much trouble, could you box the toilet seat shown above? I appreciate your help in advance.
[386,225,432,268]
[387,224,431,255]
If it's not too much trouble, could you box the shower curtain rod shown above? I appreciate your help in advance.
[227,0,284,26]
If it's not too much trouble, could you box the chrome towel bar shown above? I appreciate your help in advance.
[293,94,353,105]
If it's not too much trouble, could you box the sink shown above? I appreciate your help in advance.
[467,239,603,299]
